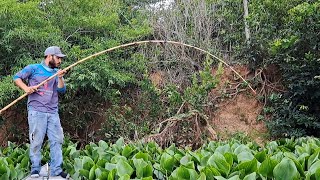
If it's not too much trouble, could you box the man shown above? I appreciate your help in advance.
[13,46,69,179]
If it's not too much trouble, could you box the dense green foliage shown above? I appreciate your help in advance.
[244,0,320,137]
[3,137,320,179]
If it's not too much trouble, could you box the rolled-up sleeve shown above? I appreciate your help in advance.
[57,85,66,94]
[57,77,66,94]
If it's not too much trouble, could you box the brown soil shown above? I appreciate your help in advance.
[210,65,268,145]
[212,93,267,144]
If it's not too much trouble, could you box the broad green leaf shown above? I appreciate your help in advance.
[170,166,199,180]
[133,151,149,161]
[79,169,90,179]
[8,165,16,180]
[89,165,97,180]
[166,149,175,156]
[154,169,165,180]
[229,170,241,178]
[271,152,284,162]
[273,157,298,180]
[133,158,148,178]
[200,154,210,166]
[255,150,267,163]
[108,169,116,180]
[180,155,191,166]
[0,165,7,175]
[297,153,309,168]
[259,157,278,178]
[309,160,320,175]
[98,140,109,150]
[92,147,106,160]
[143,164,153,178]
[215,144,231,155]
[188,151,201,163]
[63,147,72,157]
[119,174,130,180]
[234,145,250,155]
[105,163,117,171]
[188,168,199,180]
[214,175,240,180]
[302,143,312,155]
[237,151,254,162]
[236,159,257,175]
[122,145,133,158]
[284,152,297,161]
[316,168,320,180]
[243,172,256,180]
[207,153,230,176]
[98,171,109,180]
[142,177,153,180]
[96,159,107,168]
[0,173,9,180]
[180,155,195,169]
[74,158,83,172]
[70,147,80,159]
[170,166,189,179]
[85,144,93,156]
[201,166,221,179]
[17,170,24,180]
[6,157,14,165]
[174,153,183,162]
[20,156,29,168]
[116,137,125,147]
[290,157,305,178]
[160,152,176,172]
[266,141,278,153]
[116,159,134,177]
[224,153,234,166]
[95,167,102,179]
[82,156,95,171]
[308,150,320,169]
[111,155,127,164]
[207,141,217,152]
[197,172,206,180]
[231,142,241,152]
[296,146,307,155]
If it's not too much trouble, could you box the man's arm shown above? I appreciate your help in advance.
[13,65,37,94]
[14,78,37,94]
[57,70,67,93]
[58,77,65,88]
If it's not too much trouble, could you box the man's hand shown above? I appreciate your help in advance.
[23,86,38,94]
[57,70,66,88]
[57,69,67,78]
[14,78,38,94]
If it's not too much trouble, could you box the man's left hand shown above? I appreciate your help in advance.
[57,70,67,78]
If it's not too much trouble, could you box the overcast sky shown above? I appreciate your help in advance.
[149,0,174,10]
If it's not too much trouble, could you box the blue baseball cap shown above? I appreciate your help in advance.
[44,46,66,58]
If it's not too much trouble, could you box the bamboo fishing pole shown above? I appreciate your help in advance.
[0,40,256,115]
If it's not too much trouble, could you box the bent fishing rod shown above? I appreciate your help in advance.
[0,40,256,115]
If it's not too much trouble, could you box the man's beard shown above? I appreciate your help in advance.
[48,59,59,68]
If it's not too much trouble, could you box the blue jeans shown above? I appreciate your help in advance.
[28,110,64,176]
